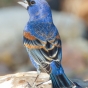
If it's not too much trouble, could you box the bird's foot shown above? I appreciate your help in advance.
[36,79,50,87]
[32,74,40,88]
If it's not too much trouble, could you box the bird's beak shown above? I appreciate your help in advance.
[18,0,29,9]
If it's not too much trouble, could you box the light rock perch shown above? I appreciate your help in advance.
[0,71,88,88]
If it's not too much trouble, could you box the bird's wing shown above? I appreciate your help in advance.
[23,31,62,73]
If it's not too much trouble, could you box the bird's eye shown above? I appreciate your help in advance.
[30,1,35,5]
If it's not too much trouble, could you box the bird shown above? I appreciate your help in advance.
[18,0,77,88]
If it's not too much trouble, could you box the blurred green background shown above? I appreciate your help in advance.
[0,0,88,80]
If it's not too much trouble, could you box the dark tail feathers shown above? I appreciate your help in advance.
[50,61,76,88]
[50,72,75,88]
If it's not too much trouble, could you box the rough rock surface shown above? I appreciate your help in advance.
[0,71,50,88]
[0,71,88,88]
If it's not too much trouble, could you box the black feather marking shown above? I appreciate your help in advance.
[48,46,57,57]
[46,41,52,49]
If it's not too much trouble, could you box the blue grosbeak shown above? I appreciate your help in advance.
[18,0,77,88]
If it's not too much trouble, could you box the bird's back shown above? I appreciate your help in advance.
[24,21,58,41]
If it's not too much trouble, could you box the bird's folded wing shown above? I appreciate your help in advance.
[23,31,62,73]
[23,31,62,61]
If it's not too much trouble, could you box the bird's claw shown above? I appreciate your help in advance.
[32,74,40,88]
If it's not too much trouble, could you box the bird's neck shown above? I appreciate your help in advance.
[29,13,53,23]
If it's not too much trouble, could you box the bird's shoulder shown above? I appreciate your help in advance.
[23,31,36,40]
[23,31,45,49]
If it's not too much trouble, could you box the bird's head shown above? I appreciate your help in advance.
[18,0,52,21]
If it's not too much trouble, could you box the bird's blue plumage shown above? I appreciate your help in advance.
[25,21,58,41]
[50,61,64,75]
[27,0,52,21]
[21,0,77,87]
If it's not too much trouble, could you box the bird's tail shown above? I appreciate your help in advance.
[50,72,75,88]
[50,61,76,88]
